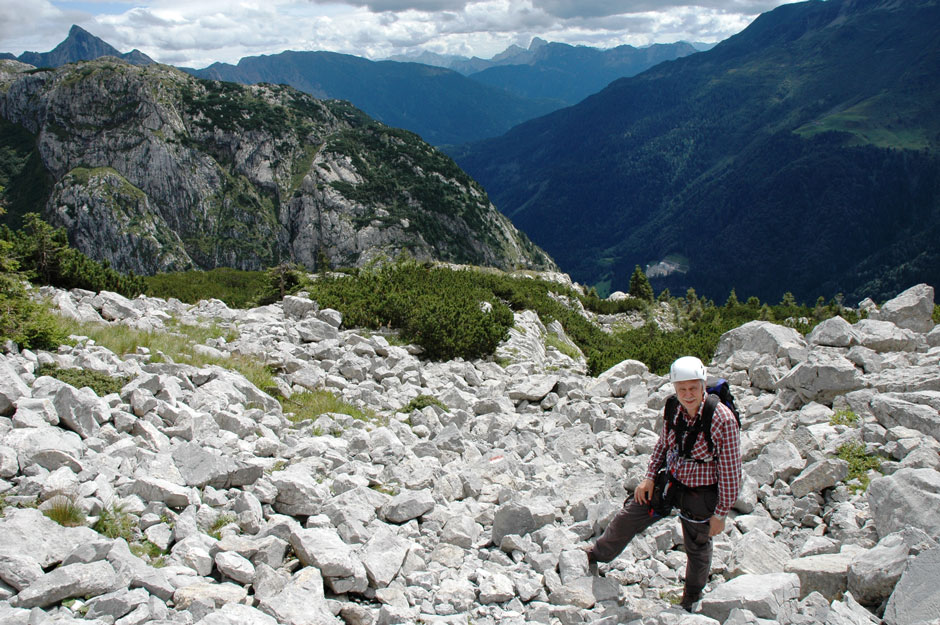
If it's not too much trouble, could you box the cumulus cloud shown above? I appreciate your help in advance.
[531,0,784,19]
[0,0,88,54]
[309,0,470,11]
[0,0,797,68]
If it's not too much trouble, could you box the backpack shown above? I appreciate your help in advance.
[663,379,741,463]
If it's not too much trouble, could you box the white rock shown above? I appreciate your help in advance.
[789,459,849,498]
[882,547,940,625]
[713,321,808,367]
[868,468,940,540]
[727,529,791,578]
[699,573,801,621]
[215,551,256,585]
[11,560,117,609]
[807,316,860,347]
[870,284,935,333]
[0,361,30,416]
[853,319,920,352]
[358,527,410,588]
[196,603,279,625]
[172,582,248,610]
[0,508,100,567]
[847,533,909,606]
[744,440,805,485]
[784,548,861,601]
[777,351,864,405]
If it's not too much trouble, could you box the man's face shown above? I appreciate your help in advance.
[674,379,705,414]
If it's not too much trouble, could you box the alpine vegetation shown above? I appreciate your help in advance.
[0,281,937,625]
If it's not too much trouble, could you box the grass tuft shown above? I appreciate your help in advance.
[94,501,137,541]
[42,495,86,527]
[283,389,382,425]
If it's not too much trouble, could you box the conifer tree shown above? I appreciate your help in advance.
[629,265,654,302]
[725,288,739,308]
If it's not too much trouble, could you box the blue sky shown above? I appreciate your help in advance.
[1,0,796,69]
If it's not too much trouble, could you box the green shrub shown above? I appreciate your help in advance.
[255,263,306,306]
[399,394,448,413]
[0,224,67,350]
[42,495,86,527]
[836,442,884,492]
[305,259,515,361]
[3,213,145,297]
[830,409,859,427]
[36,363,127,397]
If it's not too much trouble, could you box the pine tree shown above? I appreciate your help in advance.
[725,288,739,308]
[629,265,654,302]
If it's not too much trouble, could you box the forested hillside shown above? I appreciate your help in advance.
[451,0,940,304]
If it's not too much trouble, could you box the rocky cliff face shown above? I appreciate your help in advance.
[0,58,554,275]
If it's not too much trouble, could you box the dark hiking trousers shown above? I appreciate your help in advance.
[591,484,718,595]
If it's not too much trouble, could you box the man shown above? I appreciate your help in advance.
[584,356,742,612]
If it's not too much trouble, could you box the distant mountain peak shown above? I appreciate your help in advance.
[13,24,153,68]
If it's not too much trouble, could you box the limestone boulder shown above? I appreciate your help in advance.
[807,316,860,347]
[713,321,808,367]
[11,560,117,609]
[789,459,849,498]
[777,351,864,405]
[847,533,910,606]
[699,572,801,622]
[870,284,935,333]
[0,360,30,416]
[853,319,920,353]
[882,548,940,625]
[870,394,940,442]
[868,468,940,540]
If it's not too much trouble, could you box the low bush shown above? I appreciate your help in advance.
[836,442,884,492]
[2,213,145,297]
[830,409,859,427]
[399,394,447,413]
[304,259,515,361]
[144,268,268,308]
[37,363,127,397]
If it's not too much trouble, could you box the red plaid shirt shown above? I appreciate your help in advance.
[646,394,742,517]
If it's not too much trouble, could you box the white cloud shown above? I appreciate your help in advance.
[1,0,797,68]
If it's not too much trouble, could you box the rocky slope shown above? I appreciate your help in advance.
[0,58,553,276]
[0,283,938,624]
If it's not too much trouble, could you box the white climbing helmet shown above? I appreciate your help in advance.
[669,356,707,384]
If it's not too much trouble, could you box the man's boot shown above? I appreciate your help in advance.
[680,587,702,612]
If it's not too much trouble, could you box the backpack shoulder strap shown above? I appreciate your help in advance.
[664,394,679,434]
[701,393,721,455]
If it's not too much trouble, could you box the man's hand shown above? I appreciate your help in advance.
[635,478,654,505]
[708,515,726,537]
